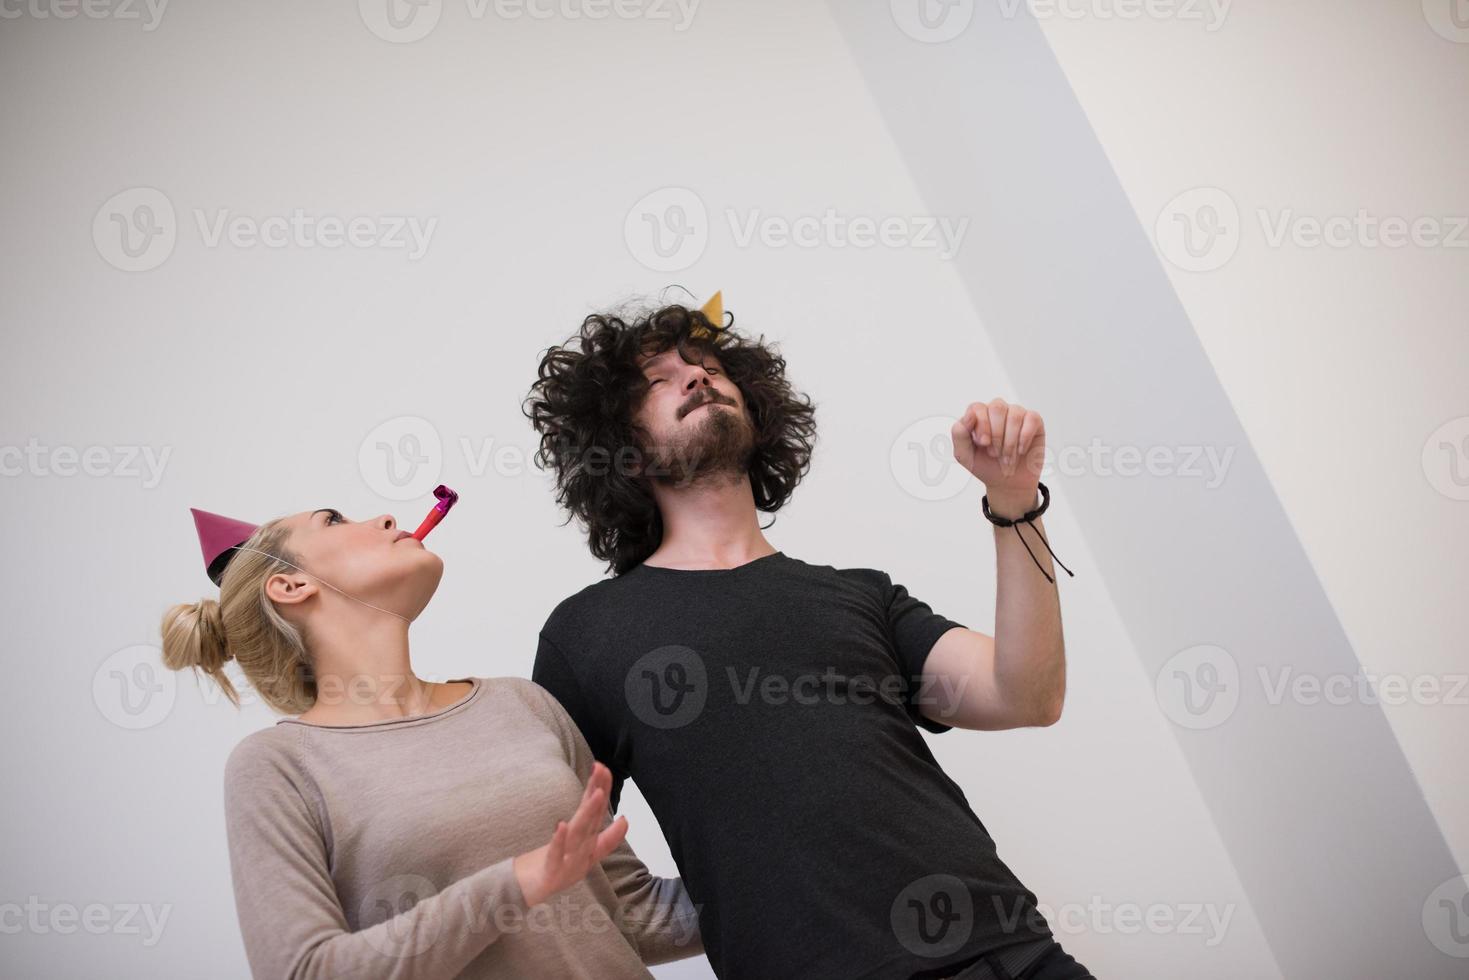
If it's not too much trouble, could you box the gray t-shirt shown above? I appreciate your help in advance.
[221,674,702,978]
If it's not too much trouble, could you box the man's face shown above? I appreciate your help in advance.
[632,343,755,486]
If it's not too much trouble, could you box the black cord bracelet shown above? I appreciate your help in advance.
[980,481,1075,584]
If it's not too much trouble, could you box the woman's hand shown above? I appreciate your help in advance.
[513,761,629,907]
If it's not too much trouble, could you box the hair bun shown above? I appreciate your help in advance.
[199,598,234,663]
[160,598,233,675]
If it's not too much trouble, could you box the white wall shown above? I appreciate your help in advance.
[1033,0,1469,878]
[0,1,1461,977]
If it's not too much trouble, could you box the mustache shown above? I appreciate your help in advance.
[680,390,736,418]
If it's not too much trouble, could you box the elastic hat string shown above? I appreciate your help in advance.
[228,545,411,624]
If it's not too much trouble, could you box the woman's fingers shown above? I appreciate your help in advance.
[592,815,629,862]
[540,764,624,898]
[546,820,567,868]
[587,762,610,798]
[571,766,611,828]
[571,765,607,822]
[523,784,630,909]
[567,784,605,842]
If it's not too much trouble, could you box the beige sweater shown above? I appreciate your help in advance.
[221,675,702,979]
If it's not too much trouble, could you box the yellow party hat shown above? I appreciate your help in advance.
[691,290,723,338]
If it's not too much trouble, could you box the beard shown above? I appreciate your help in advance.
[639,403,755,488]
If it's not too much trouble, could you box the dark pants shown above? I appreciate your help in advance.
[947,940,1096,980]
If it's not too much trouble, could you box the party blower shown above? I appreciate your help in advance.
[410,485,460,541]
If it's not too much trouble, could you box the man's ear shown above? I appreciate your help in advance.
[264,572,318,607]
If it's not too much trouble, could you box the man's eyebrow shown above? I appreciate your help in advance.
[640,347,720,374]
[639,353,671,375]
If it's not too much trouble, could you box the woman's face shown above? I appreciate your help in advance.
[267,507,444,622]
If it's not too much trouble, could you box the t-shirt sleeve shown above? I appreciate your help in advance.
[222,734,529,979]
[532,629,629,813]
[515,677,705,965]
[880,571,967,735]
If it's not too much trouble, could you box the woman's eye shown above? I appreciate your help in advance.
[327,511,344,525]
[649,378,664,386]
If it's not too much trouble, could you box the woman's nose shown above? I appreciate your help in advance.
[379,515,396,531]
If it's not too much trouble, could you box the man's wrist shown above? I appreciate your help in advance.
[984,488,1038,521]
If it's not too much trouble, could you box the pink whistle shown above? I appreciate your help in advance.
[410,485,460,540]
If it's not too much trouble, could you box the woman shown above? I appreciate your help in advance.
[160,503,702,979]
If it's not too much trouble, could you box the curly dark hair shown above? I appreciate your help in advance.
[522,295,817,576]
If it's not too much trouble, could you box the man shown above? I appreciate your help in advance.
[523,294,1094,980]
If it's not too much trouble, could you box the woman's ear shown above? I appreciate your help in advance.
[264,572,318,607]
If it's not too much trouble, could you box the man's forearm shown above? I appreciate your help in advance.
[987,490,1067,724]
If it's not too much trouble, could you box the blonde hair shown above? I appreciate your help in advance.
[160,519,317,714]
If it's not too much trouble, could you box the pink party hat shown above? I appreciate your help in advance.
[191,507,261,586]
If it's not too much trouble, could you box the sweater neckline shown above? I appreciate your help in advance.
[276,675,482,731]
